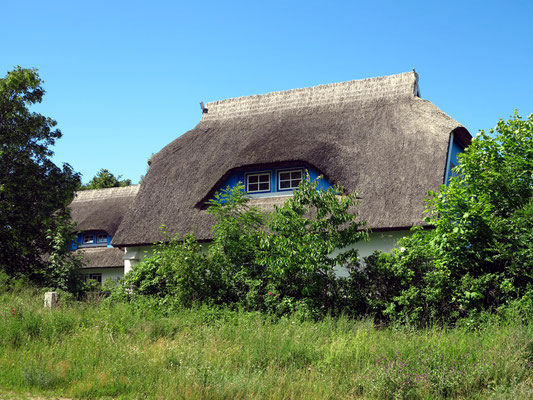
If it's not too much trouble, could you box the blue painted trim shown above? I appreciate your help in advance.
[73,230,113,249]
[216,165,333,199]
[444,132,465,185]
[444,132,454,185]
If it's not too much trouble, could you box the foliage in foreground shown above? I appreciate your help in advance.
[1,288,532,399]
[364,112,533,323]
[0,66,81,289]
[117,177,368,318]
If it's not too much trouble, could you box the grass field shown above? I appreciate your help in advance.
[0,288,532,399]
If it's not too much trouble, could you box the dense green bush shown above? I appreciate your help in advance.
[114,186,267,309]
[206,183,267,309]
[114,233,217,307]
[118,177,367,317]
[362,112,533,324]
[259,176,367,317]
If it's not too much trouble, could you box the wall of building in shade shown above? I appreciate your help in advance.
[218,165,333,198]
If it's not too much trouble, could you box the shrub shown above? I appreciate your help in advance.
[362,112,533,324]
[259,175,367,317]
[118,175,368,318]
[206,183,267,309]
[118,232,216,308]
[40,211,84,293]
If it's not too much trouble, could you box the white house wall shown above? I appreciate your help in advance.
[331,230,412,277]
[123,246,155,274]
[122,230,411,278]
[79,267,124,283]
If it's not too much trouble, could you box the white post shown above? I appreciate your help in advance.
[44,292,58,309]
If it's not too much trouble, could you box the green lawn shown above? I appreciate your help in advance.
[1,288,531,399]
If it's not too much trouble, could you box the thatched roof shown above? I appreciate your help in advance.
[69,186,139,236]
[113,72,471,246]
[76,247,125,269]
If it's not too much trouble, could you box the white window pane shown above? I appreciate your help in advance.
[280,181,290,189]
[280,172,290,180]
[291,171,302,179]
[292,179,301,188]
[247,173,271,192]
[83,235,94,244]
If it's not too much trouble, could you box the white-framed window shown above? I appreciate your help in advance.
[246,172,271,193]
[78,231,109,248]
[86,273,102,284]
[278,169,303,191]
[83,234,95,244]
[96,233,108,244]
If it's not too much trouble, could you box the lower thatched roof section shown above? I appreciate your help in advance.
[113,72,471,246]
[69,186,139,236]
[76,247,124,269]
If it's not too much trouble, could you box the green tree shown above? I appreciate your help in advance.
[42,210,84,292]
[117,232,214,307]
[259,175,368,316]
[0,66,80,283]
[206,183,267,308]
[425,111,533,314]
[364,112,533,323]
[117,176,369,318]
[79,168,132,190]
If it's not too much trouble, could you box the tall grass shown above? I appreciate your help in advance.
[0,288,531,399]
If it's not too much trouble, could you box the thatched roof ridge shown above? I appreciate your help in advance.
[202,72,419,121]
[76,247,124,269]
[69,185,139,236]
[74,185,140,201]
[113,72,471,246]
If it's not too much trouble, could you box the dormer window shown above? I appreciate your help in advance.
[278,169,303,191]
[246,172,271,193]
[207,164,333,203]
[77,231,111,248]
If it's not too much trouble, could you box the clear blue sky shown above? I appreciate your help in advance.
[2,0,532,184]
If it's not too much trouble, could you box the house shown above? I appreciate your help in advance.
[110,71,471,274]
[68,185,139,283]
